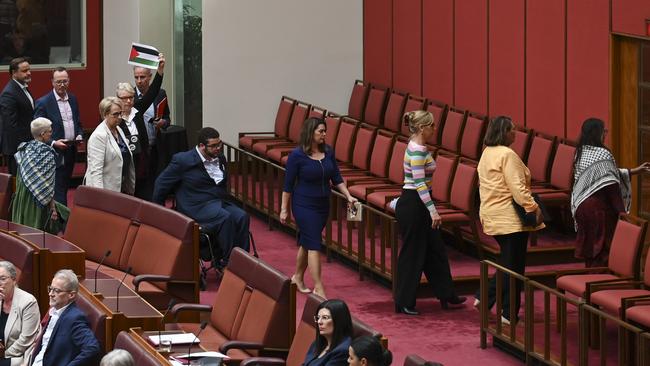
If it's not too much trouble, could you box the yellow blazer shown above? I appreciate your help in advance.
[3,287,41,366]
[84,120,135,195]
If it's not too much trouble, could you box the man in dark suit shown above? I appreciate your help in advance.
[0,57,34,175]
[34,67,83,205]
[30,269,100,366]
[153,127,250,265]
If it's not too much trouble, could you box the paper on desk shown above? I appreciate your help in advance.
[148,333,198,345]
[174,351,229,359]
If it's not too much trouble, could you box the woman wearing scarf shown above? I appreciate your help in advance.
[11,117,69,233]
[571,118,650,267]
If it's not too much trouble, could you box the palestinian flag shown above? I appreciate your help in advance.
[128,43,159,69]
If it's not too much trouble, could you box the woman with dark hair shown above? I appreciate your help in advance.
[473,116,544,324]
[304,299,353,366]
[394,110,465,315]
[281,118,357,298]
[347,336,392,366]
[571,118,649,267]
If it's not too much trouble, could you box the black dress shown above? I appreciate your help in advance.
[0,308,9,366]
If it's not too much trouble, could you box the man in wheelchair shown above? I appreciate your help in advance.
[153,127,250,269]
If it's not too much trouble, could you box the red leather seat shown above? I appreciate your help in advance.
[239,96,295,151]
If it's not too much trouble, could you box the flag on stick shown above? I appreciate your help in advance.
[128,42,159,70]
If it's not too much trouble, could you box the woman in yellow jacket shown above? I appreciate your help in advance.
[474,116,544,324]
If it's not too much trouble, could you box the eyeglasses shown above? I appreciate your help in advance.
[205,142,223,149]
[48,286,71,294]
[0,276,13,282]
[314,315,332,322]
[109,111,122,118]
[118,95,135,101]
[54,79,69,85]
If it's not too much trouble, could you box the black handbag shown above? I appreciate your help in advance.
[512,193,547,227]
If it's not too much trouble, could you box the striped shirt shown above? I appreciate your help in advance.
[402,140,437,214]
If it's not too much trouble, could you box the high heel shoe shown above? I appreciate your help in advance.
[290,275,312,294]
[394,304,420,315]
[440,295,467,310]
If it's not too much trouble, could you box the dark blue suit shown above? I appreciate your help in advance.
[34,91,83,205]
[303,337,351,366]
[153,148,250,260]
[31,302,100,366]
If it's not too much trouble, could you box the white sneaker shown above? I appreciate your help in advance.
[500,316,510,325]
[473,299,480,308]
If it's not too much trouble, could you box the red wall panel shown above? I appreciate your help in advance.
[567,0,610,141]
[422,0,454,104]
[0,1,102,129]
[488,0,525,123]
[454,0,488,115]
[612,0,650,37]
[363,0,393,88]
[392,0,422,94]
[526,0,565,136]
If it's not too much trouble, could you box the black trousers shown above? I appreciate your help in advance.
[7,155,17,176]
[394,189,455,308]
[475,231,528,319]
[54,147,76,205]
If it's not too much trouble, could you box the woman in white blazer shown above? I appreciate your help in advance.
[0,261,40,366]
[84,96,135,195]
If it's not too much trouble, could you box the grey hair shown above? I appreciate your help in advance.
[115,82,135,96]
[99,96,121,117]
[0,260,17,279]
[54,269,79,292]
[100,349,135,366]
[30,117,52,138]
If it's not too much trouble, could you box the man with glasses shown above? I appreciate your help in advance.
[30,269,100,366]
[153,127,250,268]
[33,67,83,206]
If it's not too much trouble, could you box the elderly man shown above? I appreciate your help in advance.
[0,57,34,175]
[34,67,83,205]
[30,269,100,366]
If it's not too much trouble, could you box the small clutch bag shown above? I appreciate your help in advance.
[347,201,363,222]
[512,193,546,227]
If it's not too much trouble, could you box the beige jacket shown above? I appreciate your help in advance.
[478,145,544,235]
[3,287,41,366]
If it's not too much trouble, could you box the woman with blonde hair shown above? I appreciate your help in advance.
[394,110,465,315]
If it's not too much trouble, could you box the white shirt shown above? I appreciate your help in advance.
[31,303,72,366]
[54,89,75,140]
[13,78,33,108]
[196,146,223,185]
[122,108,139,135]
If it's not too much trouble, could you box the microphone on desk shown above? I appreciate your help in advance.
[115,266,132,312]
[187,321,208,366]
[157,299,176,349]
[93,250,112,293]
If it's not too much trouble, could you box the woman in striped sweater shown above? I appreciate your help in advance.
[393,110,466,315]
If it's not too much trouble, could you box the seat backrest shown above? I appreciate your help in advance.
[334,118,359,163]
[449,159,478,212]
[404,354,443,366]
[348,80,369,121]
[460,114,487,161]
[114,331,169,366]
[308,105,326,119]
[363,85,389,127]
[510,126,532,162]
[0,173,11,219]
[0,231,37,294]
[387,137,408,184]
[274,96,296,137]
[440,108,466,153]
[424,101,448,145]
[402,95,427,132]
[548,141,576,190]
[382,91,407,133]
[609,214,648,279]
[286,294,321,366]
[324,114,341,148]
[351,124,377,170]
[76,290,110,352]
[431,153,458,203]
[527,133,556,183]
[368,130,395,177]
[287,101,311,143]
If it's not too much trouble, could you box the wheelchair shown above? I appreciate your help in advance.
[198,229,257,290]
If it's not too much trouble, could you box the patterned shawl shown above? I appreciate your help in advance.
[15,140,56,207]
[570,145,630,221]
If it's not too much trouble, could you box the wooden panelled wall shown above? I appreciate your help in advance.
[363,0,650,140]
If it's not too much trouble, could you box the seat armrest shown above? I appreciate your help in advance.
[170,303,212,320]
[586,278,639,298]
[554,267,610,281]
[622,294,650,311]
[239,131,275,137]
[219,340,265,353]
[241,357,286,366]
[132,274,172,291]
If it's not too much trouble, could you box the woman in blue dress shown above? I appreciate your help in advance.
[281,117,357,298]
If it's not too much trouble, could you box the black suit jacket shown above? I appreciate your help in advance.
[0,79,34,155]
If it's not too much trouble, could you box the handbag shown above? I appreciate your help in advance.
[512,193,547,227]
[347,201,363,222]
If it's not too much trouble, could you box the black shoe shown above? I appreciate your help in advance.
[440,295,467,310]
[395,305,420,315]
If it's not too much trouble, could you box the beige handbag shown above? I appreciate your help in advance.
[347,201,363,222]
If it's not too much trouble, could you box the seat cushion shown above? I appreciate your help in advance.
[556,274,620,297]
[590,289,650,314]
[626,305,650,328]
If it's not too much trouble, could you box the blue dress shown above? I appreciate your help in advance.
[283,147,343,250]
